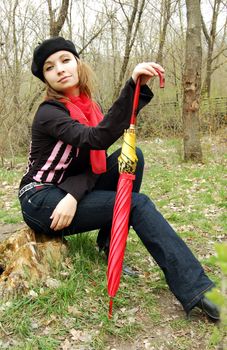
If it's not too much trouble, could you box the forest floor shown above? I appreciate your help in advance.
[0,132,226,350]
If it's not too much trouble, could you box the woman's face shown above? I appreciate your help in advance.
[43,50,79,95]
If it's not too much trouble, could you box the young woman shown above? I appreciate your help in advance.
[19,36,219,321]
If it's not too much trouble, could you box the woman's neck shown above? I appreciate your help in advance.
[64,85,80,97]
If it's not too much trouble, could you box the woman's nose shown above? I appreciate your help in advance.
[55,63,65,74]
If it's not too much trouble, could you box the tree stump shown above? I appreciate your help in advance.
[0,225,67,299]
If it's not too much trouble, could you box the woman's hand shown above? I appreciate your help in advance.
[50,193,77,231]
[132,62,164,85]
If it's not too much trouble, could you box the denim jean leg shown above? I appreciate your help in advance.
[62,190,117,236]
[20,187,117,237]
[130,193,214,313]
[20,186,67,235]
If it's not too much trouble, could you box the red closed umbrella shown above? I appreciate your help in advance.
[107,69,165,318]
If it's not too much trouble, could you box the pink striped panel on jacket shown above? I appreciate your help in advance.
[33,140,63,182]
[46,144,73,182]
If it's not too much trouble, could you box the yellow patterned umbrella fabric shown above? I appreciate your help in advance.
[118,126,138,174]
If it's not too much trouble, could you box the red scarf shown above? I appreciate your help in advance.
[60,94,106,174]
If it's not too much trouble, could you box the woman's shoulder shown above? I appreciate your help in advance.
[34,99,70,125]
[38,99,69,113]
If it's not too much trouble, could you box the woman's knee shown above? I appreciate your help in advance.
[130,193,156,229]
[132,192,155,210]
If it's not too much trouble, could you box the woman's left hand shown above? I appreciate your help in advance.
[50,193,77,231]
[132,62,164,85]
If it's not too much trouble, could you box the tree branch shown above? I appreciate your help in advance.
[78,19,110,55]
[201,14,210,44]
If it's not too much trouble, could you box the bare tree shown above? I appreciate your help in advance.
[113,0,146,99]
[182,0,203,161]
[156,0,179,65]
[47,0,70,37]
[0,0,227,163]
[0,0,40,163]
[201,0,227,96]
[164,0,186,100]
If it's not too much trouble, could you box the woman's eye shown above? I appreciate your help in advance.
[46,66,53,71]
[63,58,70,63]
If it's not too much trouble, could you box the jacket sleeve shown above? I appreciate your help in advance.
[58,170,98,201]
[35,78,153,150]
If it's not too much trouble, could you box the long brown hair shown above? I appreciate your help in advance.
[45,58,96,101]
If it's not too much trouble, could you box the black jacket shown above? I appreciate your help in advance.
[20,78,153,201]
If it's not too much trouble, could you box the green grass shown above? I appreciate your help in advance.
[0,135,226,349]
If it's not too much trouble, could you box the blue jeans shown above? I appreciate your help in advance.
[19,148,214,313]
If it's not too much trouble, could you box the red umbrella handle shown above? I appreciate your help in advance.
[156,68,165,88]
[130,68,165,125]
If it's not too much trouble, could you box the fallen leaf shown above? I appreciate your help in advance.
[60,339,72,350]
[45,277,61,289]
[68,305,82,317]
[28,289,38,298]
[69,328,92,343]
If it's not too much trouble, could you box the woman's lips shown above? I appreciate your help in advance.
[58,76,71,83]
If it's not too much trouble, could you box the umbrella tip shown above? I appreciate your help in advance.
[108,298,113,319]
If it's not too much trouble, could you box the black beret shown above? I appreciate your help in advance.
[31,36,80,82]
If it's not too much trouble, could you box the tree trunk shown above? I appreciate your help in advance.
[113,0,146,100]
[0,226,67,299]
[201,0,222,97]
[182,0,202,162]
[47,0,70,37]
[156,0,172,65]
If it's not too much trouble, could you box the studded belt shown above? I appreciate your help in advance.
[18,182,53,198]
